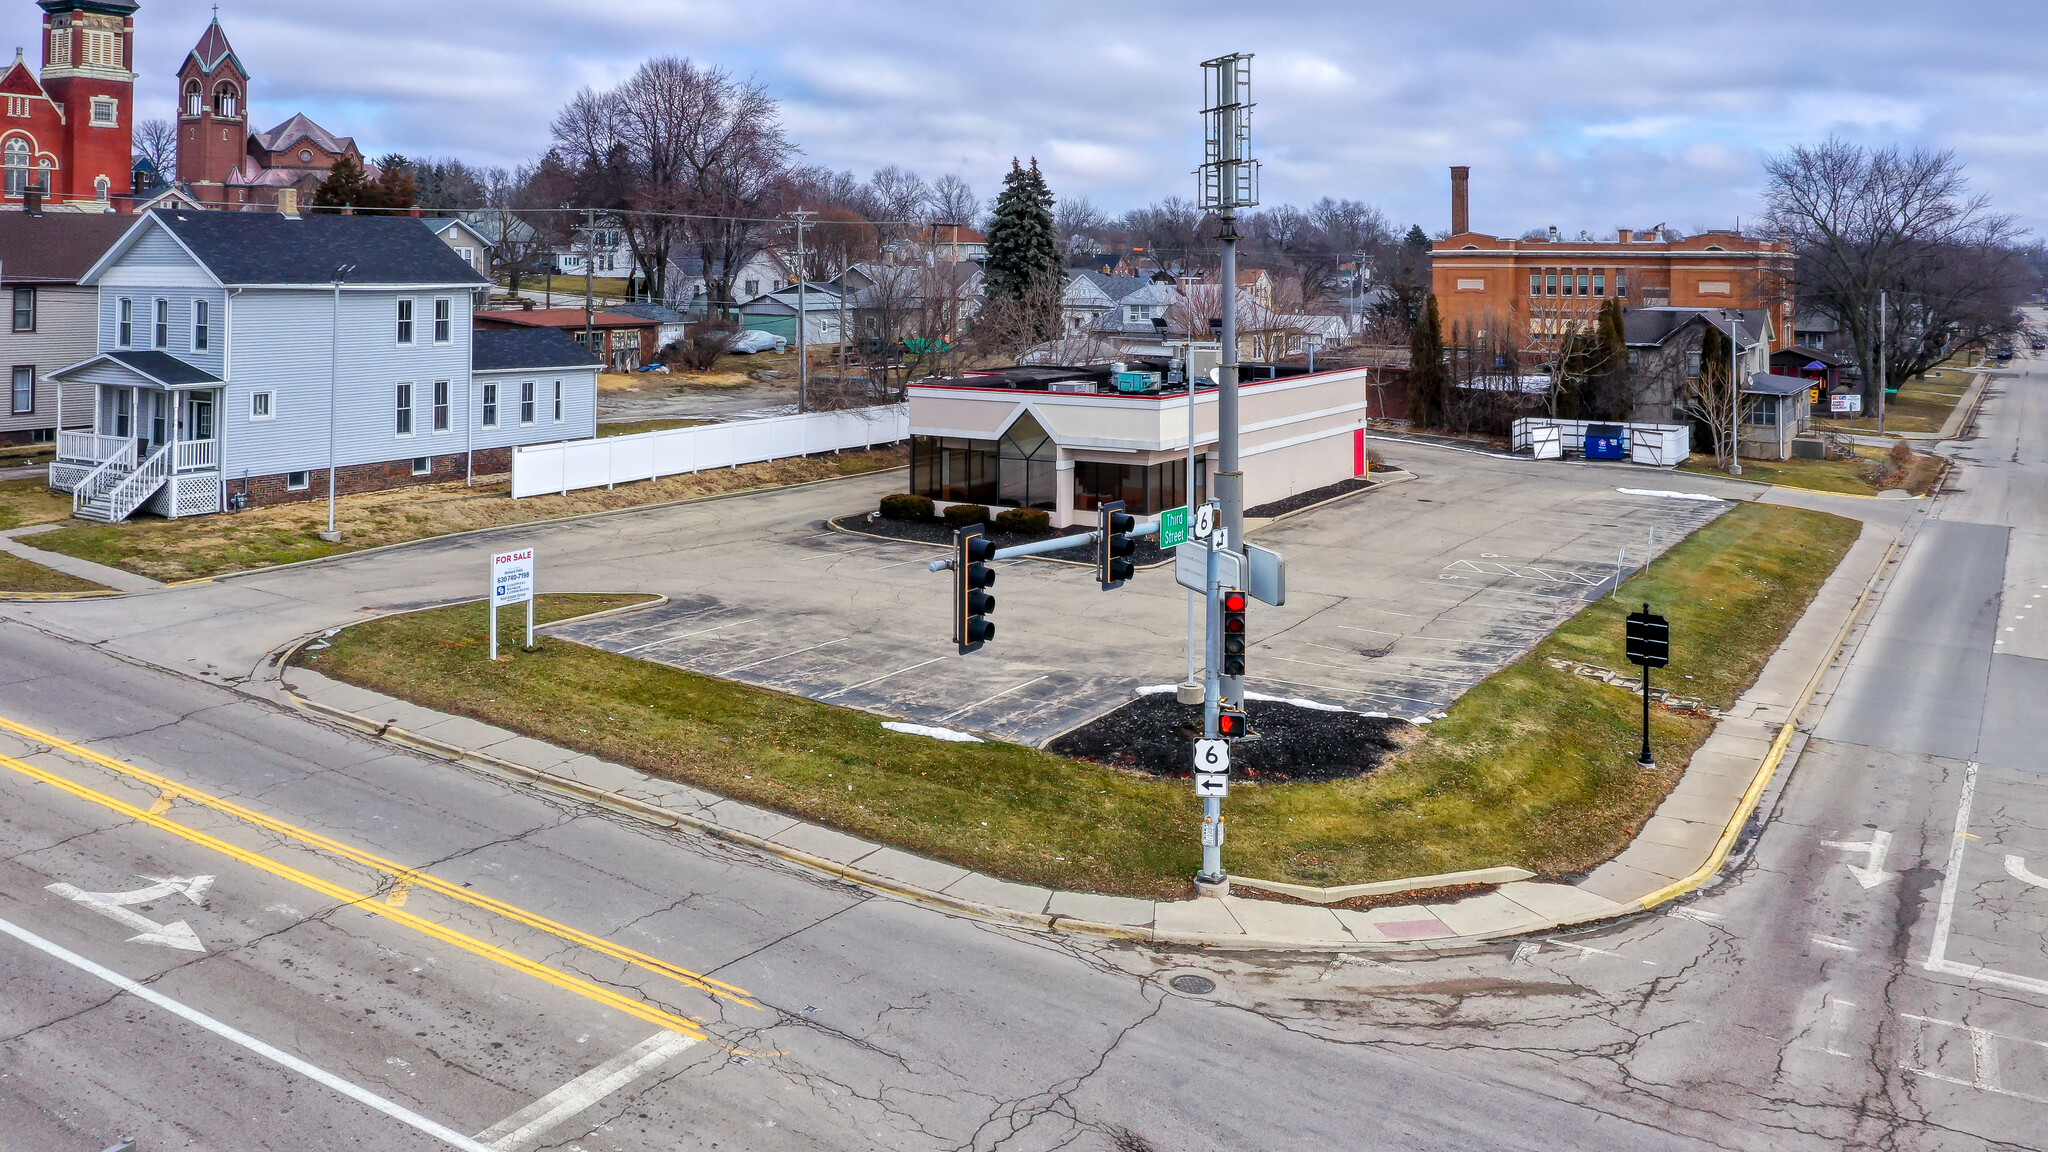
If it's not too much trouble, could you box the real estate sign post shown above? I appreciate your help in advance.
[489,546,536,660]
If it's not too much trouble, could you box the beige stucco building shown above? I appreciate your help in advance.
[907,364,1379,529]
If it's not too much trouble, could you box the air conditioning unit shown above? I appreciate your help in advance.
[1048,380,1093,394]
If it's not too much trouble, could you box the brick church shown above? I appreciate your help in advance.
[173,12,372,209]
[0,0,138,210]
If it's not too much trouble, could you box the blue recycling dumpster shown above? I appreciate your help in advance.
[1584,424,1626,460]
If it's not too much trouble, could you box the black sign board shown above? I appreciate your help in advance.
[1625,607,1670,669]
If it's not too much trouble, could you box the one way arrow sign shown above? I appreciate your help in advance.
[46,875,214,952]
[1819,830,1894,890]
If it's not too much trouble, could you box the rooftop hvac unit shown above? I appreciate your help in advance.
[1048,380,1094,394]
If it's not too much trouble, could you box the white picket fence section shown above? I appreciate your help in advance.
[511,404,910,499]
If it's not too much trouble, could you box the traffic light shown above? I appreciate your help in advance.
[954,525,996,654]
[1220,588,1248,677]
[1217,704,1249,740]
[1097,499,1135,590]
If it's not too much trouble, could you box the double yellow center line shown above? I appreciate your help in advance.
[0,714,758,1038]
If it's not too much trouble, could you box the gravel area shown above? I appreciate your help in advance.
[1047,693,1410,783]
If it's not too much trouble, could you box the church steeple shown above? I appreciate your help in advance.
[176,12,251,196]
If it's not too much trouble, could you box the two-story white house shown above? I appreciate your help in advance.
[46,209,599,521]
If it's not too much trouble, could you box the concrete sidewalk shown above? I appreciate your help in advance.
[0,525,161,593]
[271,521,1896,951]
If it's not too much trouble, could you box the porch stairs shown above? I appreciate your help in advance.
[72,444,171,523]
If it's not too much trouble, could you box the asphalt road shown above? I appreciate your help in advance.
[1,351,2044,1150]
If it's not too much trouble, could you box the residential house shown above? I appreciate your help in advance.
[882,225,986,267]
[425,217,491,279]
[604,303,689,358]
[1770,344,1851,415]
[0,208,129,444]
[1623,305,1775,427]
[46,208,598,520]
[551,228,630,278]
[840,262,982,351]
[1060,271,1148,336]
[1740,373,1814,460]
[737,281,843,345]
[474,307,657,372]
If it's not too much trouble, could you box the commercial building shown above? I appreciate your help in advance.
[906,361,1380,528]
[1431,166,1793,353]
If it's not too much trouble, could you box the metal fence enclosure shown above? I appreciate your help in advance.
[1511,419,1691,467]
[511,405,908,499]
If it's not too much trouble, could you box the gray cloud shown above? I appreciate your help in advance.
[112,1,2048,233]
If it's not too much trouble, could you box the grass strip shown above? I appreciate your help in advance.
[303,502,1858,899]
[21,446,902,585]
[0,477,77,532]
[0,551,106,594]
[1677,446,1942,497]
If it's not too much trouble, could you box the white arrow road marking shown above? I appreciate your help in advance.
[473,1030,699,1151]
[45,875,214,952]
[1820,830,1895,888]
[2005,855,2048,891]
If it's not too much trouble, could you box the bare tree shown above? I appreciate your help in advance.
[1054,194,1108,258]
[1764,138,2028,406]
[1121,198,1206,272]
[928,174,979,226]
[132,118,176,185]
[1676,321,1742,471]
[866,165,931,247]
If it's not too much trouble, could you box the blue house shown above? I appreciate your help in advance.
[47,208,599,521]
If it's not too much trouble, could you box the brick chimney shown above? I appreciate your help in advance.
[23,188,41,217]
[1449,166,1470,235]
[276,187,300,218]
[1617,227,1633,243]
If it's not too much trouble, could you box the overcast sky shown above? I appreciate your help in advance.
[100,0,2048,237]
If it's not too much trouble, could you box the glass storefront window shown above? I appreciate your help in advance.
[1075,456,1205,514]
[910,435,997,503]
[998,412,1058,509]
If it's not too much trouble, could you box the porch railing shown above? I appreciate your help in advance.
[71,452,133,516]
[97,444,172,523]
[56,431,134,467]
[174,439,218,473]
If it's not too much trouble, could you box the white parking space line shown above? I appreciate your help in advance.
[720,636,851,675]
[473,1030,700,1152]
[820,656,948,699]
[1924,760,2048,996]
[0,914,494,1152]
[938,675,1050,721]
[1901,1014,2048,1105]
[619,618,752,655]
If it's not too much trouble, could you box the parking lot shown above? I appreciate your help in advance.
[548,441,1747,744]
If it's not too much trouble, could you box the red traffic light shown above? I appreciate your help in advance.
[1222,590,1247,613]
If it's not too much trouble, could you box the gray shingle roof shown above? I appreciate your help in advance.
[472,328,601,372]
[144,209,491,287]
[105,351,223,386]
[1745,372,1810,396]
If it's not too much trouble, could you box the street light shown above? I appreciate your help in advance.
[322,263,355,542]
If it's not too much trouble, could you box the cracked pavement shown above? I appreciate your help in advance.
[1,344,2046,1148]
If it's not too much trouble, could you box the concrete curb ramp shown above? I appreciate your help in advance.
[275,528,1893,952]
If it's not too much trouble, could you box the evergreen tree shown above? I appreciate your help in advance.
[1408,293,1447,428]
[1404,224,1429,251]
[982,158,1063,343]
[311,155,378,213]
[1590,298,1631,420]
[374,153,419,211]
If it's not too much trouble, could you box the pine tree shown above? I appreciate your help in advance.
[1408,293,1447,428]
[311,155,378,213]
[1404,224,1429,251]
[1591,298,1631,420]
[982,158,1062,343]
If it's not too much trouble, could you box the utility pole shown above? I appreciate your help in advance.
[321,264,353,543]
[1877,290,1887,436]
[581,209,596,369]
[1194,52,1258,894]
[792,209,814,413]
[1728,312,1742,477]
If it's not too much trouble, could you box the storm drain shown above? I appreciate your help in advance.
[1169,974,1216,995]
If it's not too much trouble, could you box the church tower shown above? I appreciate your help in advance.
[175,12,248,200]
[36,0,136,205]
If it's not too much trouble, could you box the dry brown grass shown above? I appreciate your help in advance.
[0,551,106,594]
[0,478,76,532]
[23,447,904,585]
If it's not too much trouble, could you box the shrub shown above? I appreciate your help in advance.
[941,503,990,529]
[1887,438,1915,466]
[880,493,934,522]
[995,507,1051,535]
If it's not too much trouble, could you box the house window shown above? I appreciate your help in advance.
[455,246,476,265]
[11,287,33,332]
[117,297,132,346]
[153,299,168,348]
[395,382,414,435]
[299,149,312,163]
[1593,273,1606,298]
[432,380,449,432]
[1577,272,1590,296]
[411,456,432,476]
[1528,272,1541,297]
[286,470,310,491]
[552,380,562,421]
[744,279,760,296]
[193,300,210,350]
[4,137,30,195]
[80,29,120,68]
[1544,272,1558,296]
[481,383,498,427]
[1615,273,1628,298]
[396,298,414,345]
[11,366,32,415]
[4,97,26,119]
[112,388,131,437]
[250,390,274,420]
[433,298,451,343]
[89,97,118,127]
[1745,397,1778,426]
[520,380,535,424]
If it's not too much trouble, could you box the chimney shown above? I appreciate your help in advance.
[1547,225,1559,243]
[1449,166,1470,235]
[277,187,300,218]
[23,188,41,216]
[1617,227,1633,243]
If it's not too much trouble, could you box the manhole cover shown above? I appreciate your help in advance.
[1169,974,1216,995]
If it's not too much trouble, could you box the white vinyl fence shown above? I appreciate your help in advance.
[1510,418,1691,467]
[511,404,909,499]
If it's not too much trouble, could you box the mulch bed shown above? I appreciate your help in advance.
[1047,693,1409,784]
[830,513,1171,567]
[1245,476,1376,519]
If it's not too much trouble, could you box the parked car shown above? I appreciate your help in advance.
[727,330,788,354]
[2031,340,2045,351]
[1995,346,2015,360]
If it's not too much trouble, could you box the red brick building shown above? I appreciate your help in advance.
[1430,167,1793,353]
[474,309,658,373]
[174,16,369,209]
[0,0,136,210]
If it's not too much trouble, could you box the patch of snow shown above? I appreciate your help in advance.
[1361,711,1391,718]
[1134,684,1179,695]
[1616,488,1727,503]
[1410,716,1435,724]
[881,722,983,743]
[1245,690,1348,713]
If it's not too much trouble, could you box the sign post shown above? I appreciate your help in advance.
[1624,603,1671,769]
[489,545,535,661]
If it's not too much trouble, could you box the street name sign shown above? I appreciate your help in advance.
[1158,505,1191,549]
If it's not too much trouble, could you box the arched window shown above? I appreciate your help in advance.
[36,158,52,193]
[3,138,30,196]
[94,174,110,201]
[214,84,238,119]
[184,80,201,117]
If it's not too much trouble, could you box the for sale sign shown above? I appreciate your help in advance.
[491,546,535,607]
